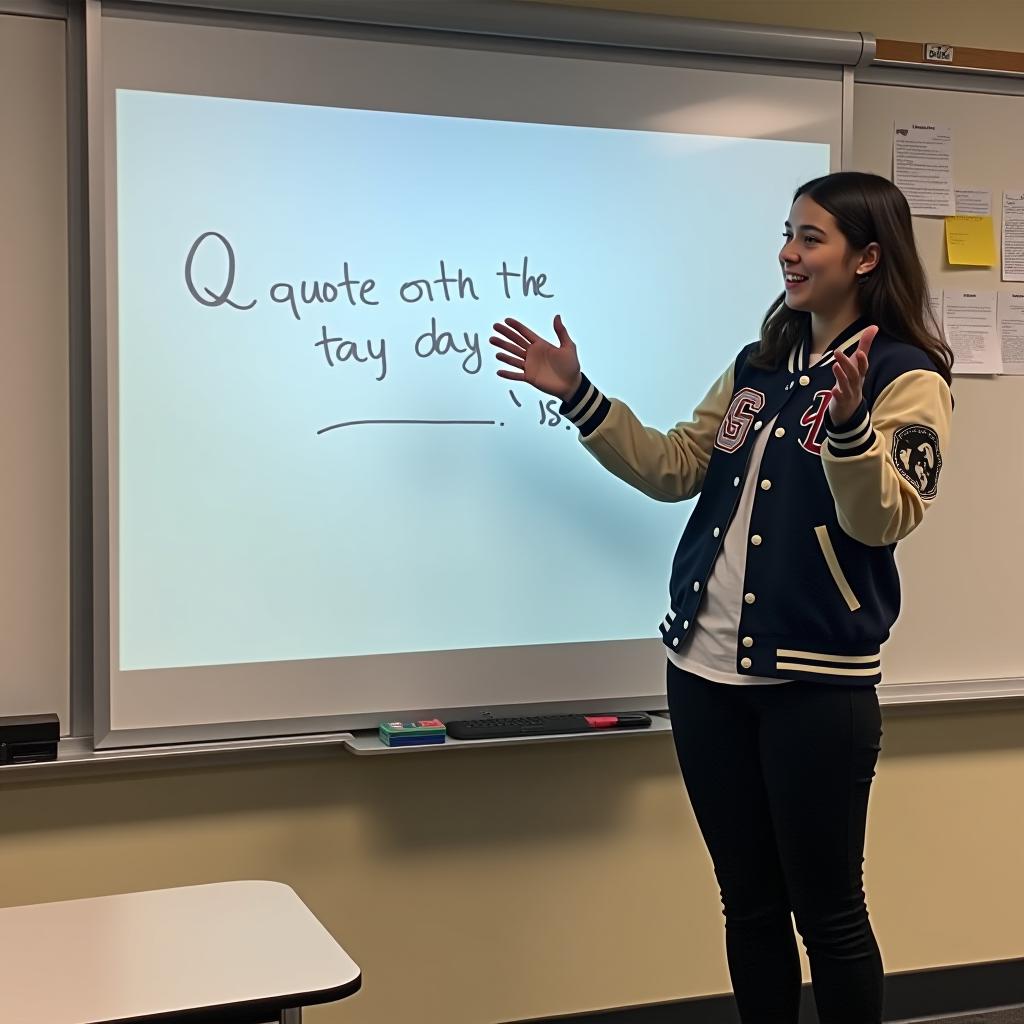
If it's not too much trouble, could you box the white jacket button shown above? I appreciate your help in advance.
[741,657,752,669]
[751,534,762,546]
[742,636,754,648]
[760,479,772,491]
[799,374,810,385]
[713,527,721,538]
[744,593,756,604]
[693,581,700,591]
[672,637,679,647]
[775,427,786,438]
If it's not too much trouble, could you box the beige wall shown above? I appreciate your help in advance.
[2,4,1023,1024]
[0,14,69,723]
[525,0,1024,52]
[3,704,1023,1024]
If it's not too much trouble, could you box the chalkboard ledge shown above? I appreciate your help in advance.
[3,678,1024,782]
[342,713,674,755]
[0,716,675,781]
[0,731,352,783]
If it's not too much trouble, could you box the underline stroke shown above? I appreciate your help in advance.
[317,418,498,436]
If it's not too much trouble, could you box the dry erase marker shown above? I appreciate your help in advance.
[583,713,652,729]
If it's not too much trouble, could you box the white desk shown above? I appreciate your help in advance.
[0,880,361,1023]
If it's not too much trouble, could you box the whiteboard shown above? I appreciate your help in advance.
[91,10,844,746]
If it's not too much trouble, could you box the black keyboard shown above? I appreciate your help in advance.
[445,713,650,740]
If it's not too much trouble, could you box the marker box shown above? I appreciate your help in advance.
[378,719,447,747]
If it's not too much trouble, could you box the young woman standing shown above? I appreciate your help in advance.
[490,172,954,1024]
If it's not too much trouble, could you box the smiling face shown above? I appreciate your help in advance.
[779,195,877,317]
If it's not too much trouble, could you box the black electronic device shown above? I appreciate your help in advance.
[0,714,59,765]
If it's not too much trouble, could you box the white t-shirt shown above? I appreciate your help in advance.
[668,353,825,685]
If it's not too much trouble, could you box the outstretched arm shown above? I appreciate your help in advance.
[561,365,736,503]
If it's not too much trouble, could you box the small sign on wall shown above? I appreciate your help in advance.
[924,43,955,63]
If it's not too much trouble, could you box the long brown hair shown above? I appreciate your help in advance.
[750,171,953,385]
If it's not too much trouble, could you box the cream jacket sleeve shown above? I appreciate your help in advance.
[821,369,953,546]
[559,364,736,503]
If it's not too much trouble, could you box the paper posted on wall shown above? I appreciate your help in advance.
[1001,191,1024,282]
[944,216,996,266]
[998,291,1024,375]
[893,122,955,216]
[955,188,991,215]
[943,290,1001,374]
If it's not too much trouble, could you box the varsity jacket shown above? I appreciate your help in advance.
[559,317,953,687]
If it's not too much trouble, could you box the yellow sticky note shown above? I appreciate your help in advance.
[944,215,996,266]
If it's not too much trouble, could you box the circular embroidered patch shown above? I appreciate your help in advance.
[892,424,941,499]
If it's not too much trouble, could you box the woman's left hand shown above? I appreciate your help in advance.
[830,325,878,425]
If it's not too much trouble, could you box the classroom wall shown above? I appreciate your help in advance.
[1,4,1022,1024]
[0,12,69,722]
[526,0,1024,53]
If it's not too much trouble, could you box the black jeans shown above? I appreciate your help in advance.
[667,662,884,1024]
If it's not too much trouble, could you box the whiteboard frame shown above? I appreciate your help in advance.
[859,63,1024,98]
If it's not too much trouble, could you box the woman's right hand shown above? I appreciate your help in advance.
[490,315,583,403]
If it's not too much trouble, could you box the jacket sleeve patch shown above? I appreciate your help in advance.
[892,424,941,499]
